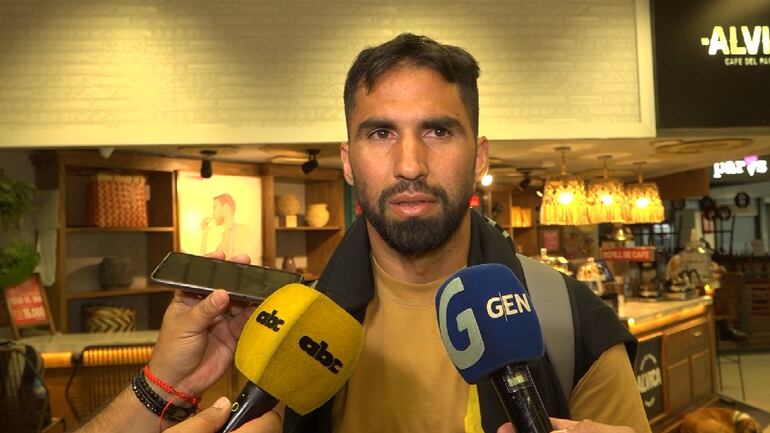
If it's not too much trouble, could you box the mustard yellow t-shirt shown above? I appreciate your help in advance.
[328,257,651,433]
[331,257,469,433]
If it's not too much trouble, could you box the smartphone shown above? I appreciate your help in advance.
[150,252,303,303]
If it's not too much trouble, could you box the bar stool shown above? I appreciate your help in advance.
[65,344,154,424]
[715,317,747,401]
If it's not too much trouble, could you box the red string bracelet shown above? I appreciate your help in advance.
[143,365,202,406]
[160,397,181,433]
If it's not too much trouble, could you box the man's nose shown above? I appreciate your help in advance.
[393,132,428,181]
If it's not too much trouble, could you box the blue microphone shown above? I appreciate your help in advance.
[435,263,552,433]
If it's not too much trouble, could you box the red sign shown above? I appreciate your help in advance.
[542,229,560,251]
[601,247,655,262]
[5,277,49,326]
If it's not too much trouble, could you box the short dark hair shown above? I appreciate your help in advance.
[214,193,236,213]
[343,33,481,137]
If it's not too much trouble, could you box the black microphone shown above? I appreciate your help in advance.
[435,263,552,433]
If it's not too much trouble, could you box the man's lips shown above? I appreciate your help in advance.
[389,193,437,205]
[388,193,438,217]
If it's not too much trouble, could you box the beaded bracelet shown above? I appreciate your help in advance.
[131,370,198,422]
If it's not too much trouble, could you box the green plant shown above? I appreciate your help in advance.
[0,169,38,288]
[0,169,35,231]
[0,239,39,288]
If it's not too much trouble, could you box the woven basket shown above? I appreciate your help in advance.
[83,305,137,333]
[87,174,148,228]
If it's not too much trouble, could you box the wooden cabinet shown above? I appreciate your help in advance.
[259,164,345,281]
[662,317,714,415]
[626,299,717,433]
[32,150,345,333]
[32,151,180,333]
[481,184,539,256]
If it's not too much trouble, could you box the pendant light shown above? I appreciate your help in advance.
[539,147,589,226]
[625,162,665,224]
[587,155,627,224]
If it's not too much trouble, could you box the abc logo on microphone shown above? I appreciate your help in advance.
[235,284,363,415]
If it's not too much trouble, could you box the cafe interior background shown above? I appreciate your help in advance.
[1,0,769,432]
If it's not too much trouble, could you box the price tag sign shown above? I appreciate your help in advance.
[5,277,49,326]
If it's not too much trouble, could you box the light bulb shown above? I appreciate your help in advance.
[558,192,574,205]
[481,174,493,187]
[636,197,650,208]
[601,194,613,205]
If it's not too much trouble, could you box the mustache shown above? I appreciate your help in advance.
[377,179,450,209]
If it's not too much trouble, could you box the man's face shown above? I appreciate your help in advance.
[212,201,225,225]
[341,66,488,256]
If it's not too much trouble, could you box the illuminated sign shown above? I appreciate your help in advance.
[653,0,770,129]
[701,25,770,66]
[713,155,768,179]
[600,247,655,262]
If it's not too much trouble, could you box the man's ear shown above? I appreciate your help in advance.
[474,136,490,183]
[340,141,355,186]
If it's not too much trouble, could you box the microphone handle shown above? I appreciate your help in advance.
[490,363,553,433]
[217,382,279,433]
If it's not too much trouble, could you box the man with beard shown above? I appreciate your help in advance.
[281,34,650,433]
[200,193,254,260]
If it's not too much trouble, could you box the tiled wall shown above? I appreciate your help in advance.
[0,0,653,146]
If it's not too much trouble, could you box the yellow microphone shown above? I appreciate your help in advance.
[218,283,363,432]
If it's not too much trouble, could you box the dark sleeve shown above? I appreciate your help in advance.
[564,276,637,385]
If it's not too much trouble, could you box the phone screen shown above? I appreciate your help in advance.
[151,252,303,302]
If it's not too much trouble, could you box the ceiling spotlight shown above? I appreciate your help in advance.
[518,172,532,189]
[301,149,320,175]
[200,149,217,178]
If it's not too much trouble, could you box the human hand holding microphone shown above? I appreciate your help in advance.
[435,263,636,433]
[143,250,362,433]
[154,281,363,433]
[217,282,363,432]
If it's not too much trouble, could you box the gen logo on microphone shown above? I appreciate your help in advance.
[299,336,344,374]
[255,309,284,331]
[486,293,532,319]
[437,276,485,370]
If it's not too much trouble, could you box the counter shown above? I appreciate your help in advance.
[20,330,159,368]
[620,296,717,433]
[620,296,713,334]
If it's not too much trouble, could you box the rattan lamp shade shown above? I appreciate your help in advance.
[587,179,627,223]
[587,156,627,224]
[539,147,589,226]
[625,162,664,224]
[625,181,665,223]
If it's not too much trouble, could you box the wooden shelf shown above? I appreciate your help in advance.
[66,226,175,233]
[276,226,341,232]
[66,286,175,300]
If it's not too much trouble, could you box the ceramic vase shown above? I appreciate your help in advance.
[305,203,330,227]
[275,194,301,217]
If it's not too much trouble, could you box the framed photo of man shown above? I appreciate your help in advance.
[176,172,262,262]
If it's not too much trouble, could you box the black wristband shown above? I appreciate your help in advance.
[131,370,197,422]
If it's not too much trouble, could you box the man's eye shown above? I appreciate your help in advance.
[371,129,391,139]
[428,128,451,138]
